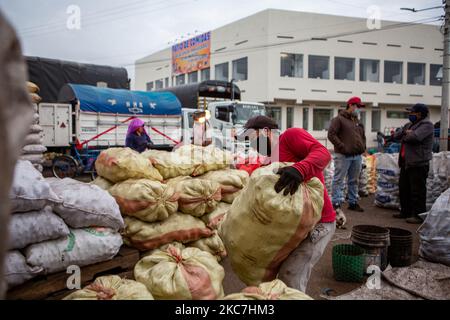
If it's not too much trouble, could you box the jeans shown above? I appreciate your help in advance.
[399,165,429,217]
[278,222,336,292]
[331,153,362,206]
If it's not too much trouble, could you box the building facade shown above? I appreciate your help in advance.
[135,9,443,148]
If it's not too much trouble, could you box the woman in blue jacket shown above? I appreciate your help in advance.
[125,118,153,153]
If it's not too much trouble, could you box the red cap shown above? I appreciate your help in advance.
[347,96,365,108]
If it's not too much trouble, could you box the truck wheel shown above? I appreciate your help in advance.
[52,155,78,179]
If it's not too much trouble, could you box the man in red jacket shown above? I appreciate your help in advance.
[240,116,336,292]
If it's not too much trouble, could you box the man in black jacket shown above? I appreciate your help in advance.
[393,103,434,224]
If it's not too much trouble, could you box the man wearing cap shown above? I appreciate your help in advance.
[393,103,433,224]
[238,115,336,292]
[328,97,367,213]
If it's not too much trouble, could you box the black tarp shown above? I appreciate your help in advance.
[156,80,241,108]
[25,56,130,103]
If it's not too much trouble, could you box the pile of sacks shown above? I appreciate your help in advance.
[4,160,124,290]
[426,152,450,210]
[374,153,400,209]
[323,160,334,195]
[358,156,369,197]
[93,146,250,300]
[18,82,46,173]
[220,162,324,286]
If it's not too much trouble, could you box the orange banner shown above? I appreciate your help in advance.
[172,32,211,75]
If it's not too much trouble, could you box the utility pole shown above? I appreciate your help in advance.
[440,0,450,151]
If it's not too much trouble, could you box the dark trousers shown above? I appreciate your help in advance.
[399,165,429,217]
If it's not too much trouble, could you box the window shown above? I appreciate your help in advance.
[371,110,381,132]
[303,108,309,130]
[155,79,164,89]
[265,106,282,129]
[280,53,303,78]
[334,57,355,80]
[430,64,443,86]
[286,107,293,129]
[359,110,366,128]
[165,77,169,88]
[232,57,248,81]
[384,61,403,84]
[309,55,329,79]
[360,59,379,82]
[188,71,198,84]
[201,68,210,81]
[176,74,185,86]
[408,62,426,85]
[215,62,229,81]
[313,108,333,131]
[387,111,409,119]
[146,81,154,91]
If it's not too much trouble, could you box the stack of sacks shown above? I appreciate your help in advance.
[19,81,46,172]
[134,244,225,300]
[198,169,249,204]
[220,162,324,285]
[223,279,313,300]
[374,153,400,209]
[365,155,377,194]
[4,160,64,289]
[142,149,194,179]
[323,159,334,195]
[426,152,449,210]
[24,177,124,275]
[358,156,369,197]
[201,202,231,230]
[64,275,154,300]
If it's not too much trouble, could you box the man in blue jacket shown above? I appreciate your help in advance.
[393,103,434,224]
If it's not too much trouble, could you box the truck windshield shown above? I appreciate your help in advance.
[233,104,266,125]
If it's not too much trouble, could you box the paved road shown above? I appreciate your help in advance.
[221,195,421,300]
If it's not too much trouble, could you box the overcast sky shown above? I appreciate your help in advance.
[0,0,441,87]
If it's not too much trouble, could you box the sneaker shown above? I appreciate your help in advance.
[393,213,407,219]
[348,203,364,212]
[335,208,347,229]
[406,216,423,224]
[333,203,341,210]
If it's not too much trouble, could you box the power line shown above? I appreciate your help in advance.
[123,15,442,69]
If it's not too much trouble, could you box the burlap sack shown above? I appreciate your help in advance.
[9,160,61,213]
[25,227,122,274]
[187,231,227,261]
[24,133,43,145]
[30,93,41,104]
[142,149,194,179]
[167,177,221,217]
[199,169,249,203]
[49,178,124,231]
[8,206,70,250]
[219,162,324,285]
[26,81,39,93]
[22,144,47,154]
[64,275,154,300]
[90,176,114,191]
[174,145,232,176]
[123,213,213,251]
[201,202,230,230]
[134,245,224,300]
[95,148,163,183]
[223,279,313,300]
[109,179,179,223]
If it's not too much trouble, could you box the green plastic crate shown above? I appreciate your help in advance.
[332,244,365,282]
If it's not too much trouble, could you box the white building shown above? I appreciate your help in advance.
[135,9,443,149]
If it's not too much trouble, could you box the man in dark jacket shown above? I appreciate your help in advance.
[393,103,433,224]
[328,97,367,212]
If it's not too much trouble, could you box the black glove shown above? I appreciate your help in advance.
[274,166,304,196]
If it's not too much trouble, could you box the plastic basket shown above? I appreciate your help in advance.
[332,244,365,282]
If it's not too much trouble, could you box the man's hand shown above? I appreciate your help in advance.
[274,166,304,196]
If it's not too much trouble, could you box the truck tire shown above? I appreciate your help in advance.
[52,155,79,179]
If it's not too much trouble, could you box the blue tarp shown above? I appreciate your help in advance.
[66,84,181,115]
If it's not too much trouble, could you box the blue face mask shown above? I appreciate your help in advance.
[408,115,418,123]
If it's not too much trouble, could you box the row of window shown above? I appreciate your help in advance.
[268,106,411,132]
[281,53,442,86]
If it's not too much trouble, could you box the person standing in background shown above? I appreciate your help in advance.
[125,118,153,153]
[328,97,367,213]
[393,103,433,224]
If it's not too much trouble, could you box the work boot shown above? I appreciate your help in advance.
[348,203,364,212]
[393,213,407,219]
[406,216,423,224]
[335,208,347,229]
